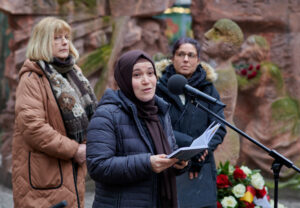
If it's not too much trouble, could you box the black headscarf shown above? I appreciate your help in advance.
[114,50,155,102]
[114,50,178,207]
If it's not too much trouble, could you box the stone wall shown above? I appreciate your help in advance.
[191,0,300,176]
[192,0,300,101]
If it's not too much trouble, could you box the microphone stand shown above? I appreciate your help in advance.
[193,100,300,208]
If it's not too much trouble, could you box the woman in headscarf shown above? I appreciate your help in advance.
[12,17,97,207]
[86,50,187,208]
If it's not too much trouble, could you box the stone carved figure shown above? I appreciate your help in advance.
[122,18,168,58]
[202,18,244,165]
[233,35,300,177]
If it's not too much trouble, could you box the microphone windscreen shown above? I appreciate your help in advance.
[167,74,187,95]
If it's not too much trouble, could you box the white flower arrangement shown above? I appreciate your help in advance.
[251,173,265,190]
[217,161,271,208]
[240,166,252,176]
[221,196,238,208]
[232,184,246,198]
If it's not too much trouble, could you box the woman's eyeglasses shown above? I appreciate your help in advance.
[54,35,70,43]
[175,52,197,59]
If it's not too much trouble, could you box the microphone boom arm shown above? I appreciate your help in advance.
[185,85,226,107]
[192,100,300,208]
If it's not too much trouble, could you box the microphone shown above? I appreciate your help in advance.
[167,74,226,107]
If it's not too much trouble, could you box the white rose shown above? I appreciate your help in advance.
[221,196,237,208]
[251,173,265,190]
[232,184,246,198]
[240,166,252,176]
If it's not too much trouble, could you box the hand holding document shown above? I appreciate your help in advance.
[167,122,221,161]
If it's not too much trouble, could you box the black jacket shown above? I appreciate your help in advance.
[86,89,179,208]
[156,64,226,207]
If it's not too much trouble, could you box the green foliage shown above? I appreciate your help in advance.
[81,44,112,77]
[0,13,12,111]
[93,68,109,99]
[57,0,69,5]
[76,0,97,8]
[271,96,300,136]
[102,16,111,24]
[57,0,96,7]
[57,0,97,13]
[266,174,300,190]
[218,161,231,175]
[278,174,300,189]
[80,44,112,98]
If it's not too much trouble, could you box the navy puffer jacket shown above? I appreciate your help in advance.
[156,64,227,207]
[86,89,178,208]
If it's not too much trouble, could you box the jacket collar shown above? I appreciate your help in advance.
[99,89,170,116]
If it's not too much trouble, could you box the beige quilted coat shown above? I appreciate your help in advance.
[12,59,86,208]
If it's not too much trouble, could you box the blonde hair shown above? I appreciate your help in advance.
[26,17,79,62]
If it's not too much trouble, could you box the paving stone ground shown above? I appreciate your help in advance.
[1,182,299,208]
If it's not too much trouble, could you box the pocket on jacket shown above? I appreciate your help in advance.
[28,152,63,189]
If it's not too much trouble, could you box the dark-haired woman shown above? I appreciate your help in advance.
[156,37,226,208]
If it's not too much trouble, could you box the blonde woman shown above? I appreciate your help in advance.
[12,17,97,208]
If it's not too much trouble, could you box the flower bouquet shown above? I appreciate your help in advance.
[217,161,271,208]
[234,63,261,80]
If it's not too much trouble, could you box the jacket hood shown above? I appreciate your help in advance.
[98,89,123,107]
[99,89,169,115]
[19,59,44,78]
[155,59,218,82]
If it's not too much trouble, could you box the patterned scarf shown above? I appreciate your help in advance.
[37,56,97,143]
